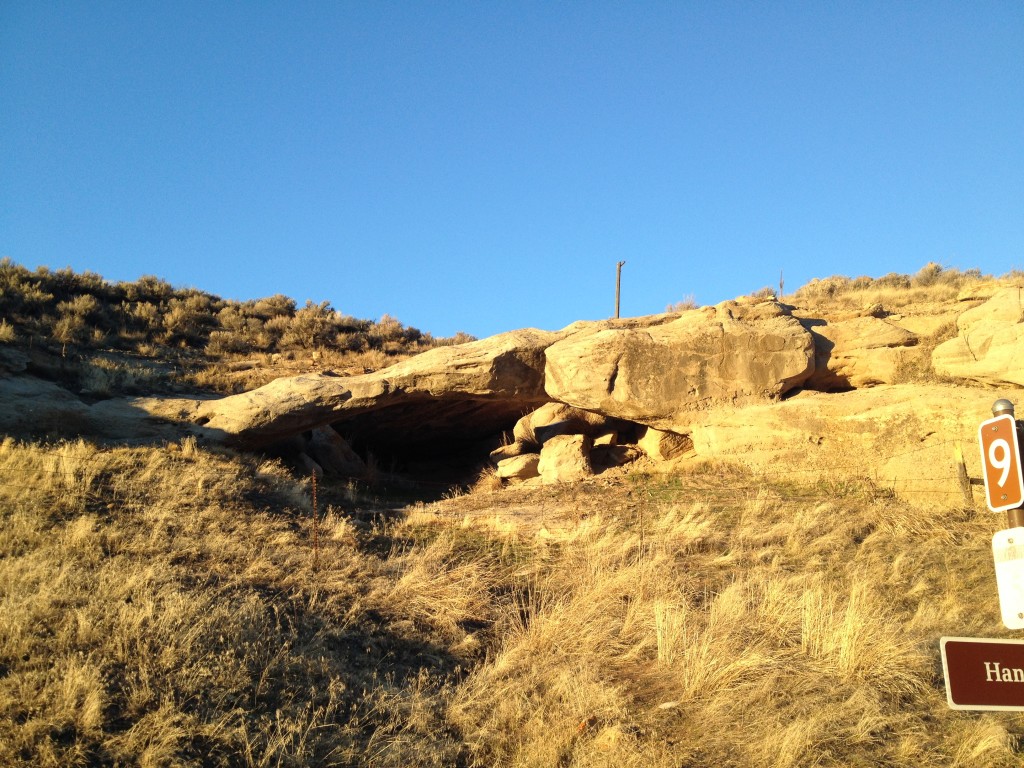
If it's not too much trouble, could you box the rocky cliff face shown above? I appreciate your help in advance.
[932,287,1024,387]
[4,283,1023,506]
[544,299,815,431]
[194,298,817,453]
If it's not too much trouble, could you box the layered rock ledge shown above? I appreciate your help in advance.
[195,299,817,452]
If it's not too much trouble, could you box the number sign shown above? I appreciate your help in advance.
[979,414,1024,513]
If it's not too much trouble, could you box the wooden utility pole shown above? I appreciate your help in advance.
[615,261,626,319]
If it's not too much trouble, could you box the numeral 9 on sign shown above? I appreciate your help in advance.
[979,414,1024,513]
[990,438,1014,488]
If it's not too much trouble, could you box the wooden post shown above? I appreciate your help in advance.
[615,261,625,319]
[955,443,974,509]
[311,471,320,571]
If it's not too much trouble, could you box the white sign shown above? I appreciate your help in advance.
[993,527,1024,630]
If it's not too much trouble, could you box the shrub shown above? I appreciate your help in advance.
[666,295,697,312]
[251,293,297,320]
[281,300,339,350]
[913,262,945,287]
[162,294,217,346]
[121,275,174,304]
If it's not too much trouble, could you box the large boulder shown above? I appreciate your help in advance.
[933,287,1024,387]
[543,299,815,433]
[306,425,366,477]
[637,426,693,461]
[802,316,918,390]
[537,434,593,484]
[197,328,559,448]
[496,453,541,481]
[194,310,749,450]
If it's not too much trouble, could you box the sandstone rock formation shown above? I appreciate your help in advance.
[196,328,558,448]
[802,316,918,390]
[512,402,635,446]
[496,453,540,481]
[684,384,1000,508]
[6,281,1021,503]
[637,426,693,461]
[544,299,815,432]
[537,434,593,484]
[307,425,366,477]
[194,299,815,454]
[0,375,205,443]
[933,287,1024,387]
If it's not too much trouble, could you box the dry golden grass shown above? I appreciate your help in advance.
[0,439,468,766]
[2,432,1024,764]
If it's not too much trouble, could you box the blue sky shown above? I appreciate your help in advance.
[2,2,1022,338]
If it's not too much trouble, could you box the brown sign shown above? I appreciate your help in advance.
[978,414,1024,512]
[941,636,1024,710]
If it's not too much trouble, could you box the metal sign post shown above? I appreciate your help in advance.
[940,400,1024,709]
[978,399,1024,629]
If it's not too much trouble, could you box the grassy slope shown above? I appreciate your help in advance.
[3,263,1024,766]
[1,438,1020,767]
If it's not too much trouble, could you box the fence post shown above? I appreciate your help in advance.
[311,471,320,571]
[955,443,973,508]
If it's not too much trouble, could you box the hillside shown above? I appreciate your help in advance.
[3,262,1024,766]
[0,257,475,396]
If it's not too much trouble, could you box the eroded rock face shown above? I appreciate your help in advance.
[686,384,1000,509]
[544,300,815,432]
[802,317,918,390]
[197,328,559,448]
[193,301,819,453]
[307,426,365,477]
[933,287,1024,387]
[0,375,205,443]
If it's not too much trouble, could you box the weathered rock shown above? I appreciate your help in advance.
[956,286,1024,332]
[544,300,815,433]
[957,282,1004,302]
[197,328,559,448]
[538,434,593,484]
[933,287,1024,387]
[496,453,541,480]
[307,426,365,477]
[0,346,29,375]
[489,440,533,463]
[591,444,641,471]
[685,384,1003,508]
[637,426,693,461]
[802,317,918,390]
[0,376,92,438]
[297,452,324,479]
[0,376,205,443]
[512,402,635,446]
